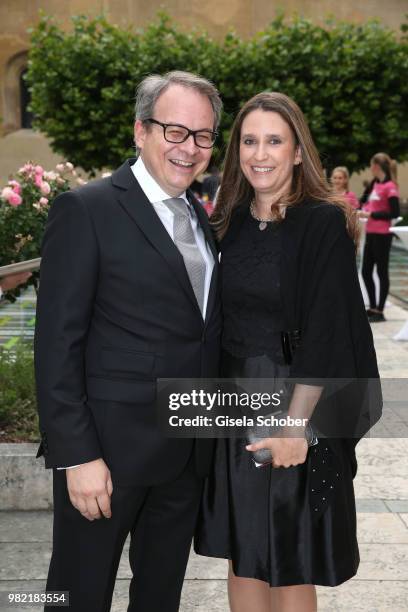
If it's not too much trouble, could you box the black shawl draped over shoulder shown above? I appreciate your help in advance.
[220,200,382,477]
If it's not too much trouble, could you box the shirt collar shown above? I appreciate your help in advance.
[131,156,189,207]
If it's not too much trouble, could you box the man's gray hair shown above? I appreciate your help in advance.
[135,70,222,130]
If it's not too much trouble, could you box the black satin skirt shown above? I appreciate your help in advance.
[194,352,360,587]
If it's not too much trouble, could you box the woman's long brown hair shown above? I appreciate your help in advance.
[211,92,360,246]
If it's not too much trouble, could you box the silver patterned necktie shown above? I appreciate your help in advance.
[163,197,206,315]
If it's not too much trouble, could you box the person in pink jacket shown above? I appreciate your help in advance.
[358,153,400,322]
[331,166,359,209]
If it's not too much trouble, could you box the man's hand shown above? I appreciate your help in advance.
[0,271,32,292]
[66,458,113,521]
[246,436,308,468]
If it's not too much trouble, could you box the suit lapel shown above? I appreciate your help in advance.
[187,190,218,261]
[187,190,219,325]
[112,160,201,317]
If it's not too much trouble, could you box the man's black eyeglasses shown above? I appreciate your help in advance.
[146,118,217,149]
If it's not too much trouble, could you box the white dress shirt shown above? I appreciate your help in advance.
[131,156,214,318]
[59,156,215,470]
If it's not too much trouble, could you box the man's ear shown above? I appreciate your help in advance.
[134,120,146,150]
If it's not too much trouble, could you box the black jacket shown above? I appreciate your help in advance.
[34,159,221,485]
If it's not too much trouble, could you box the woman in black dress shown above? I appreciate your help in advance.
[194,93,381,611]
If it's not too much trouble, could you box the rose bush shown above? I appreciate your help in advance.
[0,162,80,301]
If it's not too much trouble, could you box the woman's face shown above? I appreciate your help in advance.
[239,109,301,199]
[331,170,347,192]
[370,161,381,179]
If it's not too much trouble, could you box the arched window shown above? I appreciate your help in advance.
[2,50,29,133]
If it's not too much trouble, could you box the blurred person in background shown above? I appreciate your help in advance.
[359,153,400,322]
[202,165,221,216]
[330,166,359,209]
[202,164,221,202]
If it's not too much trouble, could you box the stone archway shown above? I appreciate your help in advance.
[2,50,30,133]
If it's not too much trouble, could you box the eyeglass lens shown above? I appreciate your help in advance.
[165,125,215,148]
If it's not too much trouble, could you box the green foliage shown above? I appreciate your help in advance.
[26,13,408,173]
[0,343,38,442]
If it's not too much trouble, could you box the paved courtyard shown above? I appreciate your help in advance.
[0,301,408,611]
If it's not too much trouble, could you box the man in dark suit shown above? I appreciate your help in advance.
[34,71,222,611]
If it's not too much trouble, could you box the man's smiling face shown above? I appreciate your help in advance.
[134,84,215,197]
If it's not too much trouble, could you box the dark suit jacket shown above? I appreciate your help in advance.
[221,200,382,476]
[34,159,221,485]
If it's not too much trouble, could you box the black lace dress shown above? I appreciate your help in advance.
[194,210,359,586]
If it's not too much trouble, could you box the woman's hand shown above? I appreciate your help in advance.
[246,384,320,468]
[246,434,308,468]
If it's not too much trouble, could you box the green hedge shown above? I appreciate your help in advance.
[26,13,408,174]
[0,344,39,441]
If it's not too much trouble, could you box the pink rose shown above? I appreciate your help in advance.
[1,186,13,200]
[8,191,23,206]
[65,162,74,171]
[35,165,44,175]
[9,180,22,194]
[23,163,33,173]
[40,181,51,195]
[56,163,65,173]
[56,177,65,185]
[34,174,43,188]
[39,197,49,206]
